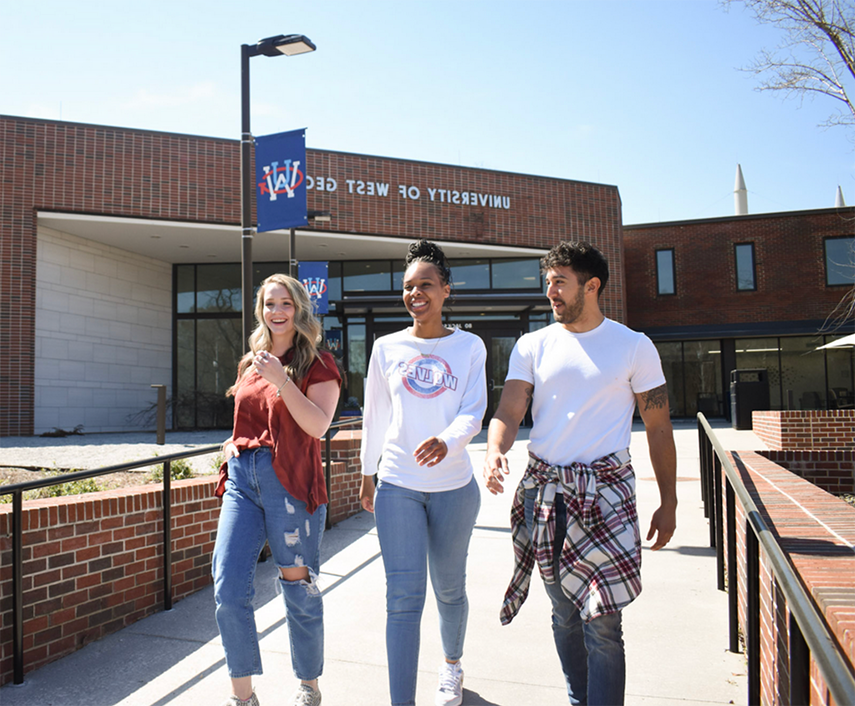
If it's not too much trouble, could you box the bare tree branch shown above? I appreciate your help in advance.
[724,0,855,131]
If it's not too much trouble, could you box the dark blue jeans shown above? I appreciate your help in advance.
[524,487,625,705]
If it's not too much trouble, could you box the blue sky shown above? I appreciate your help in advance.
[1,0,851,225]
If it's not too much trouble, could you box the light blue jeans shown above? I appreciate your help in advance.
[524,487,625,706]
[374,476,481,706]
[212,448,326,680]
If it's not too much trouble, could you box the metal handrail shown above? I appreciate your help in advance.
[697,413,855,706]
[1,417,362,685]
[1,444,220,686]
[324,416,363,529]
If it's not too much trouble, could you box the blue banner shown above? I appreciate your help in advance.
[255,129,307,232]
[299,261,329,315]
[326,329,342,354]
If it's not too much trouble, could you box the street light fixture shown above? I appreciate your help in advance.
[240,34,316,353]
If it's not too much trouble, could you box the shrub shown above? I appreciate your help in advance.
[148,457,195,483]
[0,470,104,502]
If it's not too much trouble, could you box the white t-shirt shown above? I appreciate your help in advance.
[506,319,665,467]
[360,327,488,492]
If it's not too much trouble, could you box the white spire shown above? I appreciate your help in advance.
[836,185,846,208]
[734,164,748,215]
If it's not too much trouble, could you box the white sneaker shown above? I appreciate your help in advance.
[219,692,260,706]
[435,661,464,706]
[288,684,321,706]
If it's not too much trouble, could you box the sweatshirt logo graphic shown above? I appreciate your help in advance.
[397,356,458,399]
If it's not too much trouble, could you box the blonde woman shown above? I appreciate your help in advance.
[213,274,341,706]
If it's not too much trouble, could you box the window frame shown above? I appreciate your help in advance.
[734,242,757,292]
[655,248,676,296]
[824,236,855,287]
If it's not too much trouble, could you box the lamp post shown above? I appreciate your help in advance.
[240,34,316,353]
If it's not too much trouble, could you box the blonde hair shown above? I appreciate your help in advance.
[227,274,324,396]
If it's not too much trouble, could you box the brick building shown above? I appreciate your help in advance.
[0,115,624,436]
[624,212,855,418]
[1,114,853,436]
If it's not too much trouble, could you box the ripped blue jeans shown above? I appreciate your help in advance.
[213,447,325,680]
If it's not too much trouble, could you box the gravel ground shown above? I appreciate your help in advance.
[0,431,227,475]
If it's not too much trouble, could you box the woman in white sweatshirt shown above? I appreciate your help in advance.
[360,240,487,706]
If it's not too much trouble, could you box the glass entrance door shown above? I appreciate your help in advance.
[486,334,518,423]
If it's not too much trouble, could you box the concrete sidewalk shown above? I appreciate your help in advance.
[1,420,757,705]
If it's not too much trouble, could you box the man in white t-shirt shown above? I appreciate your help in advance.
[483,241,677,706]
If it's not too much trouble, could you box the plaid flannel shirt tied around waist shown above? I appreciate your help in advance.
[500,449,641,625]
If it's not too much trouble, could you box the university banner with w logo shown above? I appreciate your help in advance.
[255,129,307,232]
[299,261,329,314]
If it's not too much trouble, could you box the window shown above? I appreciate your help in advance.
[491,258,541,289]
[825,236,855,285]
[343,261,392,292]
[734,243,756,291]
[449,259,490,289]
[196,264,241,313]
[655,249,675,295]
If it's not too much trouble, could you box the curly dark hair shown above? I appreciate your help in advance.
[404,239,452,286]
[540,241,609,297]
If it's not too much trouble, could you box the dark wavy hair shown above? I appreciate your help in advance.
[404,239,452,286]
[540,241,609,297]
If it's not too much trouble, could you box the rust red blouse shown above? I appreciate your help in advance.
[216,349,341,514]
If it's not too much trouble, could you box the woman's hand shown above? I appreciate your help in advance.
[223,440,239,461]
[253,350,288,389]
[360,474,376,513]
[414,436,448,467]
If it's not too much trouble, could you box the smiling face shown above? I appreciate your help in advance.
[545,266,588,326]
[261,282,296,341]
[402,260,450,327]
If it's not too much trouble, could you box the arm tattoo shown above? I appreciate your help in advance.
[640,384,668,411]
[519,384,534,423]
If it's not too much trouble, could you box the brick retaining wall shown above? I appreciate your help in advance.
[328,429,363,525]
[0,477,219,684]
[0,431,364,685]
[724,450,855,705]
[752,410,855,450]
[760,450,855,495]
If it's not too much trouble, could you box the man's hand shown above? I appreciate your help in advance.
[636,384,678,551]
[646,502,677,550]
[482,379,531,495]
[482,450,510,495]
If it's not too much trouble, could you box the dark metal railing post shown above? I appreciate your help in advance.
[708,453,719,550]
[714,455,724,588]
[726,479,740,653]
[747,524,761,706]
[698,416,708,509]
[162,460,173,611]
[12,490,24,684]
[705,439,715,522]
[324,430,332,531]
[789,611,810,705]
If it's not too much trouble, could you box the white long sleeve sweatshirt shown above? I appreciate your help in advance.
[359,327,487,492]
